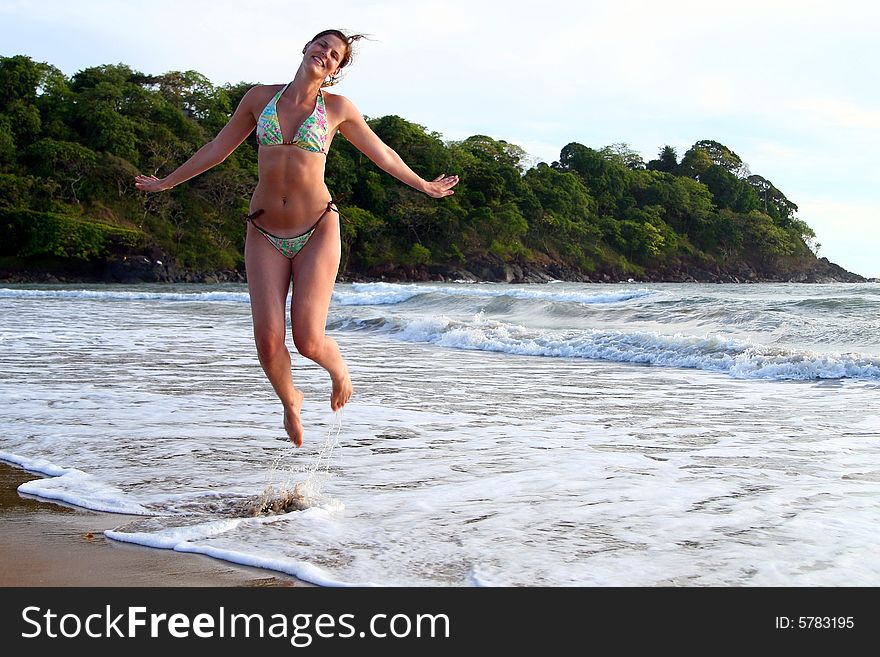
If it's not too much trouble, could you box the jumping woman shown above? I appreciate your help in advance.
[135,29,459,446]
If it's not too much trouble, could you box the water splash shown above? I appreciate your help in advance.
[252,412,344,516]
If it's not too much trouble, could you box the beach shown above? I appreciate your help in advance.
[0,462,307,587]
[1,281,879,586]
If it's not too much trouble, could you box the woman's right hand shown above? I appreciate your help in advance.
[134,174,172,193]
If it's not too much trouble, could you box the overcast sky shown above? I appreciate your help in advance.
[2,0,878,277]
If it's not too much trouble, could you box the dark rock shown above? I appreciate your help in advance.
[2,242,869,286]
[103,255,170,284]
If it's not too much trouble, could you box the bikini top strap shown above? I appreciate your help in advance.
[270,82,291,108]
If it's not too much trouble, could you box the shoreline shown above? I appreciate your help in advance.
[1,268,875,286]
[0,252,872,286]
[0,462,310,587]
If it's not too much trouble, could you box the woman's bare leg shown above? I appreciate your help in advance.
[244,223,305,446]
[291,210,353,412]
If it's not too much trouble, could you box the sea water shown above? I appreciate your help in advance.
[1,281,879,585]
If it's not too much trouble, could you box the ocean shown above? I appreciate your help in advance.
[1,281,879,586]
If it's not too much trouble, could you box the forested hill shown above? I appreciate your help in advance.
[0,55,865,284]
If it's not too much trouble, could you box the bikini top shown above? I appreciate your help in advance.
[255,83,328,154]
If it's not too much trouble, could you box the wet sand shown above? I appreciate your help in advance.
[0,462,310,587]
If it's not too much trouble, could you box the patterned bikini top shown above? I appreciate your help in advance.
[255,83,328,154]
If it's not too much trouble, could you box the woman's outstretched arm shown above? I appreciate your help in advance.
[335,96,459,198]
[135,87,263,193]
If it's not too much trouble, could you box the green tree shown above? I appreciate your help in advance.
[523,162,597,223]
[646,145,678,173]
[369,115,449,177]
[629,170,714,234]
[0,55,42,107]
[679,140,749,178]
[0,116,15,165]
[746,174,798,226]
[70,67,140,160]
[155,70,232,133]
[555,142,630,216]
[677,145,714,180]
[700,165,759,213]
[25,138,98,204]
[600,142,646,170]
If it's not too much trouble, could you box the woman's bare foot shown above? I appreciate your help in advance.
[330,365,352,412]
[283,389,305,447]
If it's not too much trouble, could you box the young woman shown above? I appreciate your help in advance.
[135,29,459,447]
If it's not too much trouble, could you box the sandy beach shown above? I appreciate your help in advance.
[0,462,309,587]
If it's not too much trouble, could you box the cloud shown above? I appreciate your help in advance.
[788,97,880,134]
[797,197,880,278]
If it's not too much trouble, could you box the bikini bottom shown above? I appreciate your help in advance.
[246,199,339,259]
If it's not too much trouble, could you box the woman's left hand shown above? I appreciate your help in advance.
[423,174,459,198]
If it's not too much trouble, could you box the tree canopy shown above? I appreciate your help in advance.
[0,54,824,281]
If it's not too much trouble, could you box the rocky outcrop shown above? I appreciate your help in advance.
[103,255,171,283]
[337,250,867,285]
[784,257,866,283]
[0,248,866,286]
[102,253,246,284]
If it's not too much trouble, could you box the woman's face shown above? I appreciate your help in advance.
[304,34,348,79]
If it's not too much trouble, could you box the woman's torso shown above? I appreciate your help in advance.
[249,83,340,233]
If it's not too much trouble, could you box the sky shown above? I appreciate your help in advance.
[2,0,878,277]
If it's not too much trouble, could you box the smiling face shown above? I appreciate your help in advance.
[303,34,348,79]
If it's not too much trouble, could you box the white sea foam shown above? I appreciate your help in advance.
[467,565,499,587]
[104,510,369,587]
[1,451,150,515]
[0,451,72,478]
[0,287,250,304]
[173,543,371,587]
[331,281,660,307]
[1,282,656,308]
[347,314,880,381]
